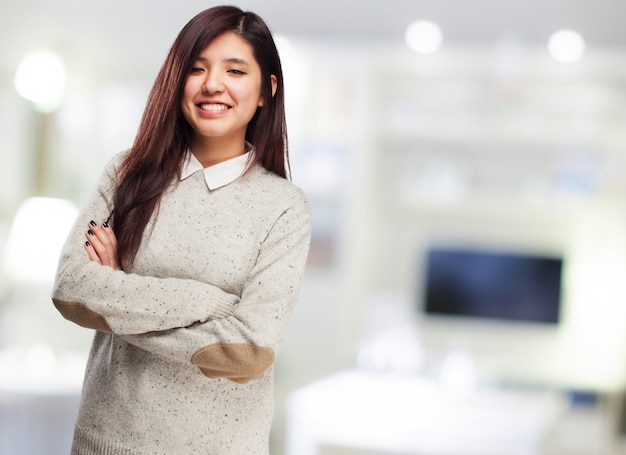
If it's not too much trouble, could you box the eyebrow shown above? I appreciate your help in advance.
[196,56,250,67]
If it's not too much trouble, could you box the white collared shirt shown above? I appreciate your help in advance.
[180,143,254,190]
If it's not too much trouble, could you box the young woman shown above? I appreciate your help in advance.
[52,6,311,454]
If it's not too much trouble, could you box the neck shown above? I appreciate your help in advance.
[190,136,246,168]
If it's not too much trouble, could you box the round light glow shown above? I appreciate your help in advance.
[547,29,586,63]
[14,49,67,112]
[405,20,443,54]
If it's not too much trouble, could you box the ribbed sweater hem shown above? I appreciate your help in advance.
[72,426,145,455]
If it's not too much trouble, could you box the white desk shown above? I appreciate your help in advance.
[286,370,566,455]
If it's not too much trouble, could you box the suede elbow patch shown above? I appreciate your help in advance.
[52,298,113,333]
[191,343,275,384]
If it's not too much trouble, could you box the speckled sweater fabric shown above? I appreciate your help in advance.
[51,151,312,454]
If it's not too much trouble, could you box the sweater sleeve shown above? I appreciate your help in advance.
[119,197,312,383]
[51,155,239,335]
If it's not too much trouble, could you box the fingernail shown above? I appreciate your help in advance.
[103,222,109,228]
[88,229,94,236]
[90,220,97,226]
[85,241,91,247]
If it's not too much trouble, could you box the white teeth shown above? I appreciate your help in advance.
[199,103,228,111]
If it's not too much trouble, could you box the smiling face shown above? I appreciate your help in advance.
[181,31,268,165]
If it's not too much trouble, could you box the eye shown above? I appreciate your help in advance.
[228,69,246,75]
[190,67,204,74]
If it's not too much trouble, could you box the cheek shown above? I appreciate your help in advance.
[256,85,265,107]
[182,81,195,104]
[241,82,264,108]
[181,82,197,117]
[180,97,190,122]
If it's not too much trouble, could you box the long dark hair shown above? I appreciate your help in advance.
[111,5,288,268]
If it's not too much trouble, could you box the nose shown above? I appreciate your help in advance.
[202,70,224,94]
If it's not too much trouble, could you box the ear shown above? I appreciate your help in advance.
[270,74,277,97]
[258,75,278,107]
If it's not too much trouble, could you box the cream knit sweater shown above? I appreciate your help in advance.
[52,151,312,454]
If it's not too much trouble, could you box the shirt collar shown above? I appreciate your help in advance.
[181,142,254,190]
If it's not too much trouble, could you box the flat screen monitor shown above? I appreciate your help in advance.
[423,246,563,324]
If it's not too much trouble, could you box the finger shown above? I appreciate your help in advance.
[86,232,117,268]
[101,221,118,248]
[101,223,120,270]
[85,229,106,259]
[87,220,119,269]
[89,221,117,249]
[84,241,102,264]
[86,223,115,265]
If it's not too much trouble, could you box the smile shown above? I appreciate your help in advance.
[199,103,229,111]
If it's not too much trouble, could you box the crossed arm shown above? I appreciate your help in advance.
[52,158,240,336]
[54,171,311,383]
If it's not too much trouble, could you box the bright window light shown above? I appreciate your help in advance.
[2,197,78,284]
[547,29,586,63]
[14,49,67,113]
[405,20,443,54]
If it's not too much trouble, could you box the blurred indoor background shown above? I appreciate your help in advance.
[1,0,625,454]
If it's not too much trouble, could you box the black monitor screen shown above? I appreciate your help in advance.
[423,247,563,324]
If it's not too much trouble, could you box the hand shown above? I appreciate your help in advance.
[84,220,120,269]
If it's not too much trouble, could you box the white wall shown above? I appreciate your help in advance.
[281,42,626,394]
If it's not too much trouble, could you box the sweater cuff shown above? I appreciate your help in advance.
[210,292,239,320]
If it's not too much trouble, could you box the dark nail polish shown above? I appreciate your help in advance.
[90,220,97,226]
[103,222,109,228]
[88,229,94,236]
[85,241,91,247]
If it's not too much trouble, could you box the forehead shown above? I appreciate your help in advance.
[197,32,257,64]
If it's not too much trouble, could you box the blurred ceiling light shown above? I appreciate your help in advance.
[405,20,443,54]
[14,49,67,113]
[547,29,586,63]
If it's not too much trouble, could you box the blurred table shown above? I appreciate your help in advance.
[285,370,566,455]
